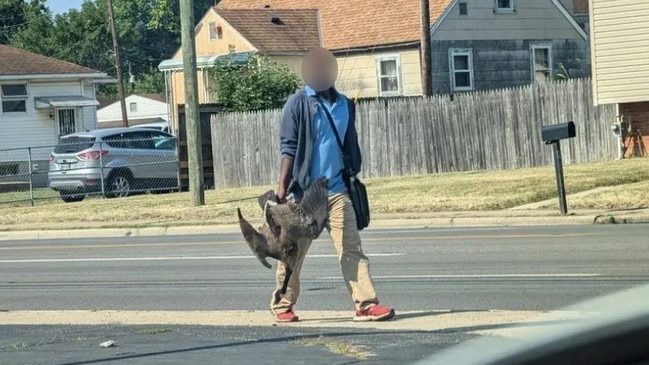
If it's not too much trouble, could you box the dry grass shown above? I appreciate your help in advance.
[137,327,172,335]
[538,180,649,210]
[292,336,374,361]
[0,158,647,229]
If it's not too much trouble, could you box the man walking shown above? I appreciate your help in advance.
[271,47,395,323]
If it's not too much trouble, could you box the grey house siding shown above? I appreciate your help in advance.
[431,39,591,94]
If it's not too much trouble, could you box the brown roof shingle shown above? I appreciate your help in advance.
[0,44,102,76]
[216,0,454,51]
[140,93,167,103]
[573,0,589,14]
[216,8,321,52]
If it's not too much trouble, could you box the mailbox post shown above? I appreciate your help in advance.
[541,122,576,215]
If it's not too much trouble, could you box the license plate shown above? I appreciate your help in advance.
[61,164,71,170]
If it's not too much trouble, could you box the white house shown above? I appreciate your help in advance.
[97,94,169,128]
[0,44,109,186]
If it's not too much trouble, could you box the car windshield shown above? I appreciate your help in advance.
[6,1,649,365]
[54,136,96,154]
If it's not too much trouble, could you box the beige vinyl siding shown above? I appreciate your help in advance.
[434,0,584,41]
[269,55,304,77]
[336,49,422,98]
[590,0,649,105]
[173,9,256,59]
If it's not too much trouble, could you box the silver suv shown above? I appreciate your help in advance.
[48,127,178,203]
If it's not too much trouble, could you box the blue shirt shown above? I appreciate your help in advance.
[305,85,348,195]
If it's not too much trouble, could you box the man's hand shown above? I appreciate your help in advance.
[276,187,288,203]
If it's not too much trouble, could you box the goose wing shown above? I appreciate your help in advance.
[299,177,330,236]
[237,208,273,269]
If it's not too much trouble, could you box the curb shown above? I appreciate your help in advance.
[0,215,611,241]
[0,309,566,332]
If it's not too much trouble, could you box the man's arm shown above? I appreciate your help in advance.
[277,96,299,201]
[346,98,362,174]
[277,158,293,202]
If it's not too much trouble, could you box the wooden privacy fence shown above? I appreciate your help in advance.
[211,78,617,188]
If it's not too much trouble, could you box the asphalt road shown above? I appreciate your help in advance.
[1,224,648,312]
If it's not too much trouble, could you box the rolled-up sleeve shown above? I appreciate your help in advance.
[279,96,298,159]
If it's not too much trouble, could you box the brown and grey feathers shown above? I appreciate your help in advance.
[236,177,330,270]
[297,177,330,238]
[237,208,273,269]
[264,177,329,240]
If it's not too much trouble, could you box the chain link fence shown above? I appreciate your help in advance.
[0,136,181,206]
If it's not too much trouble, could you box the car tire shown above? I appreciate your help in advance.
[106,172,132,198]
[60,192,86,203]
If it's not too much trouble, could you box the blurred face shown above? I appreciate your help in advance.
[302,47,338,92]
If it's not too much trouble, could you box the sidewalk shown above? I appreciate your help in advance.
[0,208,647,241]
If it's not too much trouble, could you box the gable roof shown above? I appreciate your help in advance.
[216,8,321,52]
[431,0,588,40]
[139,93,167,103]
[217,0,454,51]
[96,96,116,110]
[0,44,104,77]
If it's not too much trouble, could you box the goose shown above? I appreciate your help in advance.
[237,177,330,305]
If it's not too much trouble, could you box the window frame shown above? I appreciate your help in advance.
[449,48,474,92]
[208,22,223,40]
[459,2,468,16]
[0,83,29,114]
[375,54,403,97]
[129,102,137,113]
[530,43,553,84]
[494,0,516,13]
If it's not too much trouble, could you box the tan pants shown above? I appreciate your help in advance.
[270,193,379,313]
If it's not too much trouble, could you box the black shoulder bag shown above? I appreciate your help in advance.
[317,99,370,230]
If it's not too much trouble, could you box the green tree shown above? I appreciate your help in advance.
[0,0,49,44]
[9,0,217,95]
[208,54,301,112]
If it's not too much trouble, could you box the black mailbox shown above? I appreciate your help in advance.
[542,121,576,144]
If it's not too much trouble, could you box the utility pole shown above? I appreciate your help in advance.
[420,0,432,96]
[179,0,205,206]
[107,0,129,127]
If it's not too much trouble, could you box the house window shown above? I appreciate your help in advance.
[449,49,474,91]
[459,2,468,15]
[1,84,28,113]
[495,0,515,12]
[531,44,552,84]
[208,22,223,40]
[376,55,402,96]
[129,102,137,112]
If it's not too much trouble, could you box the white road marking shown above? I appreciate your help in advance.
[0,252,405,264]
[319,273,601,280]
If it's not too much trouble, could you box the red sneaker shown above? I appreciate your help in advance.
[275,310,299,323]
[354,304,395,322]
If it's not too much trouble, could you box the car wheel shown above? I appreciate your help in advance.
[60,192,86,203]
[106,172,132,198]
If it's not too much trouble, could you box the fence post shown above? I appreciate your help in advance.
[27,147,34,207]
[99,141,106,198]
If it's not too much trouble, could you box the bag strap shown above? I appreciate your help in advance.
[315,98,355,173]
